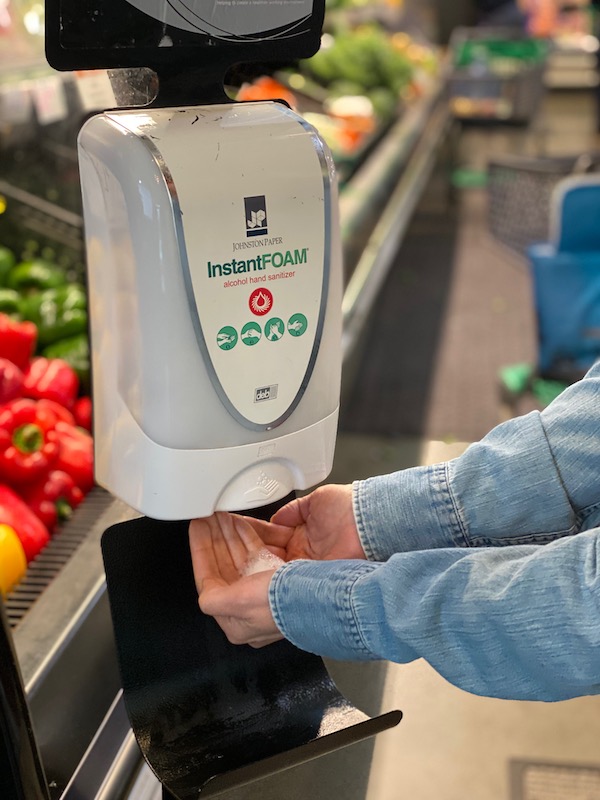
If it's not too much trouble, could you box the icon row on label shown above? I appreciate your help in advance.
[217,314,308,350]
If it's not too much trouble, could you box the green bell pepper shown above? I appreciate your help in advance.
[43,333,90,394]
[0,247,16,287]
[0,289,22,318]
[7,260,67,294]
[21,284,87,348]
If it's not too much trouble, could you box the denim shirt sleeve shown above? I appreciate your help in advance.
[269,362,600,701]
[270,530,600,701]
[357,360,600,559]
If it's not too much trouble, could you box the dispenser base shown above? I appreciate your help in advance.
[95,406,339,520]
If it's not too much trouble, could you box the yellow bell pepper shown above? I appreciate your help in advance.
[0,523,27,596]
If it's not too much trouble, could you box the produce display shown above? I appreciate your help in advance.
[303,26,414,117]
[235,24,439,169]
[303,26,438,111]
[0,243,93,596]
[236,74,377,164]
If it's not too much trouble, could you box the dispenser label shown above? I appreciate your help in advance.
[153,104,328,428]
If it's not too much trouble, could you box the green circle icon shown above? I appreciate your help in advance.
[217,326,238,351]
[241,321,262,346]
[287,313,308,337]
[265,317,284,342]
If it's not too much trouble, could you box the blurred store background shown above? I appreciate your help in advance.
[1,0,600,798]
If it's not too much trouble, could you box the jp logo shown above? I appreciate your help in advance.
[123,0,313,39]
[244,196,268,237]
[247,210,266,230]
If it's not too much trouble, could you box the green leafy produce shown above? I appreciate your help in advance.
[302,26,414,115]
[368,88,398,120]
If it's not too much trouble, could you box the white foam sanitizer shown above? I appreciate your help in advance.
[78,101,342,519]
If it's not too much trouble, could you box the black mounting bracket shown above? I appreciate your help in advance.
[45,0,325,109]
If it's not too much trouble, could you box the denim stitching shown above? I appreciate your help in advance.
[537,412,579,519]
[268,562,288,634]
[346,566,377,656]
[470,524,579,548]
[578,500,600,526]
[432,462,470,548]
[353,481,377,561]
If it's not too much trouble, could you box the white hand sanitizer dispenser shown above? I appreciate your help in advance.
[78,101,342,520]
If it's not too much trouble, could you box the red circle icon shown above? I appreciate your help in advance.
[249,288,273,316]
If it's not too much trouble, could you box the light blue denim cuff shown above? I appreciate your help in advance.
[353,410,579,561]
[353,463,463,562]
[269,558,380,661]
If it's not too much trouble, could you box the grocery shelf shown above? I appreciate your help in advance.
[340,76,452,363]
[5,73,453,800]
[544,48,599,89]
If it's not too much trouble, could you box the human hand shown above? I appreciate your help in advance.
[189,512,284,648]
[246,484,366,564]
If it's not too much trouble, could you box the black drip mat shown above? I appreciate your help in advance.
[102,515,402,798]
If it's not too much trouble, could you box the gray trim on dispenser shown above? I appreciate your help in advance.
[142,106,332,433]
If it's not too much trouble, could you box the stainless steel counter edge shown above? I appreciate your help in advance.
[342,86,452,361]
[338,75,448,238]
[14,494,138,693]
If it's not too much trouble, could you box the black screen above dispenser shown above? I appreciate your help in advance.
[46,0,325,71]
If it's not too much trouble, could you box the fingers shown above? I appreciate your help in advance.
[271,495,309,528]
[190,513,285,650]
[244,516,294,550]
[231,514,265,552]
[198,569,283,647]
[248,634,284,649]
[208,515,240,584]
[219,513,252,574]
[189,514,242,589]
[189,517,223,593]
[199,567,269,616]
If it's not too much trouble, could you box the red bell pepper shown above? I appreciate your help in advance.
[23,357,79,410]
[0,399,59,485]
[0,358,24,405]
[21,470,84,533]
[0,484,50,561]
[34,398,75,428]
[73,396,92,432]
[0,313,37,372]
[54,421,94,493]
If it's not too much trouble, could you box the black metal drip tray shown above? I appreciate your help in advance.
[101,515,401,799]
[7,488,118,629]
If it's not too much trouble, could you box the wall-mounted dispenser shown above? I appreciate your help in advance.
[78,100,341,519]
